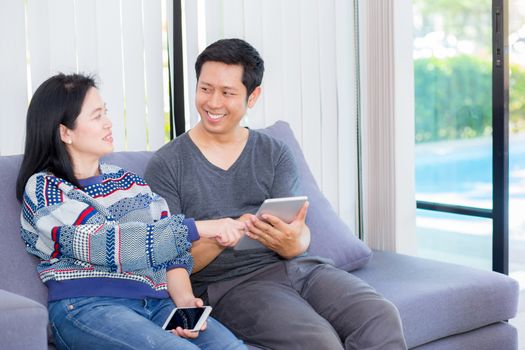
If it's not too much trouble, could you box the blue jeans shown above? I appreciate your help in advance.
[48,296,247,350]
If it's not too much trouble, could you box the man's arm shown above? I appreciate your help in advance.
[190,238,226,273]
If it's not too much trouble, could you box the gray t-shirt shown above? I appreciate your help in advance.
[144,129,300,297]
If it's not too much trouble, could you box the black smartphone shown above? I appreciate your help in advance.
[162,306,212,332]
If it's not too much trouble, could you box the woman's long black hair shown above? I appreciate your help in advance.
[16,73,97,201]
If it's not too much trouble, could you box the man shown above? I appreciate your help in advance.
[145,38,407,350]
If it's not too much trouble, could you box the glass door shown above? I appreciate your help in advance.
[413,0,509,272]
[508,0,525,339]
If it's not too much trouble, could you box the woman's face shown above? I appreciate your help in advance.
[60,87,113,164]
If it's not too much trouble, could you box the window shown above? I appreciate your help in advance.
[413,0,511,272]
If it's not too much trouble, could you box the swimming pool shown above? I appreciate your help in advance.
[415,133,525,271]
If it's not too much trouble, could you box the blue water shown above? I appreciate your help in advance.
[414,134,525,271]
[416,134,525,206]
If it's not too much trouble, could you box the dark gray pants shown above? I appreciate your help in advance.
[207,256,407,350]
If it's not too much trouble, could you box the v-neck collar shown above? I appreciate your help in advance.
[184,128,254,175]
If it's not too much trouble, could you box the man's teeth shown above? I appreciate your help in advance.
[208,113,224,120]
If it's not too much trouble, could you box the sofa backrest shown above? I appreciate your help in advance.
[102,151,154,178]
[0,151,153,306]
[0,154,48,305]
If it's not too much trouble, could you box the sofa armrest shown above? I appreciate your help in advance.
[0,289,48,350]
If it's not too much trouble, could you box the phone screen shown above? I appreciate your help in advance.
[164,308,207,331]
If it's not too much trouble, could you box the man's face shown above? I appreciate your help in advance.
[195,61,258,135]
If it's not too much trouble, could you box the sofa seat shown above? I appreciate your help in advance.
[0,289,48,350]
[352,250,519,349]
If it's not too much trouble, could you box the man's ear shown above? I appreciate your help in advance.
[247,86,261,108]
[59,124,72,144]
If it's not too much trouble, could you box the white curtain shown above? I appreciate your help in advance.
[359,0,416,253]
[179,0,360,231]
[0,0,166,155]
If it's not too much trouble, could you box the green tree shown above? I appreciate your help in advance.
[510,63,525,132]
[415,56,525,143]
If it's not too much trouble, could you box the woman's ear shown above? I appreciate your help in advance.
[247,86,261,108]
[59,124,72,145]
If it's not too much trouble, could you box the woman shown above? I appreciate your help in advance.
[16,73,247,350]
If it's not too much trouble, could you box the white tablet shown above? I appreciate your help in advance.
[234,196,308,251]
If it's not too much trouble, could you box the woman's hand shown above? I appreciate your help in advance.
[171,324,207,338]
[195,218,247,247]
[169,297,208,338]
[173,295,204,308]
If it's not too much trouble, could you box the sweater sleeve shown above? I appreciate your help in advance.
[22,173,193,274]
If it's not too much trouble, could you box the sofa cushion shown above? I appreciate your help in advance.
[412,322,517,350]
[260,121,372,271]
[352,250,519,348]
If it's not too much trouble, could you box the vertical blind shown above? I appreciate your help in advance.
[359,0,416,252]
[0,0,167,155]
[180,0,359,230]
[0,0,361,235]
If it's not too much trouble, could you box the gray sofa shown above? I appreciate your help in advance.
[0,121,519,349]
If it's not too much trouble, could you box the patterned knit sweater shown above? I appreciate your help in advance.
[21,163,198,301]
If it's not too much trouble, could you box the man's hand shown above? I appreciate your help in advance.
[244,202,310,259]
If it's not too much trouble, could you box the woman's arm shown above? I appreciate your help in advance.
[22,173,195,273]
[195,219,246,247]
[166,268,207,338]
[167,268,200,307]
[190,218,248,272]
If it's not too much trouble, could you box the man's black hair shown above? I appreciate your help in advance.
[195,38,264,96]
